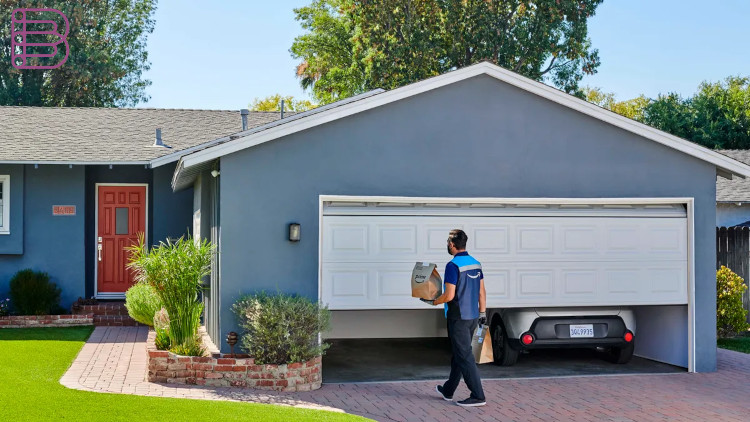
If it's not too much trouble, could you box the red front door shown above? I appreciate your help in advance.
[97,185,146,294]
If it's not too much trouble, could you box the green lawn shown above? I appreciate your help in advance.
[0,327,369,422]
[718,333,750,354]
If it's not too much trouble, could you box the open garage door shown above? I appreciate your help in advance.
[319,197,694,373]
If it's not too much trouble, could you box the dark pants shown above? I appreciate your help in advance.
[442,318,485,401]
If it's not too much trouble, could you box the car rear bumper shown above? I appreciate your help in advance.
[509,316,632,350]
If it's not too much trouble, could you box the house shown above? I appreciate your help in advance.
[171,62,750,374]
[3,62,750,375]
[0,107,280,307]
[716,150,750,227]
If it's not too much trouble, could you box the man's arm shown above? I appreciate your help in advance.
[433,283,456,306]
[479,278,486,313]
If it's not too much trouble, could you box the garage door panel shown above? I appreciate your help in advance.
[322,212,688,309]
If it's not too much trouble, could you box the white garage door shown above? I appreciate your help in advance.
[321,201,689,310]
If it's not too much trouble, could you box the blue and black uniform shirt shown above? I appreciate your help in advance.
[443,251,483,320]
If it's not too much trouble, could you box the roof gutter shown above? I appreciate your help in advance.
[0,160,151,166]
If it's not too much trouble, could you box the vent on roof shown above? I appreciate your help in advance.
[152,128,171,148]
[241,109,249,131]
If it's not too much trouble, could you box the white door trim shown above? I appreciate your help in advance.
[318,195,696,373]
[94,183,149,299]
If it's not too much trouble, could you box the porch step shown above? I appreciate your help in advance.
[73,302,129,316]
[71,301,142,326]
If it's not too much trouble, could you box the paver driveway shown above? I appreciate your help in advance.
[62,327,750,421]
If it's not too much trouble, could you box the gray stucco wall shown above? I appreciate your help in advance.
[217,75,717,371]
[153,163,194,244]
[0,165,86,308]
[716,203,750,227]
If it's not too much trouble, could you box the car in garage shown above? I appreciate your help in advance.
[488,307,636,366]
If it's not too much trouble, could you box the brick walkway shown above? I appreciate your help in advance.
[61,327,750,422]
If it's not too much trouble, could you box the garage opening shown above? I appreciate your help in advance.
[319,197,694,382]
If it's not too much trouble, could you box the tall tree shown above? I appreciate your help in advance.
[0,0,157,107]
[291,0,603,104]
[583,87,648,121]
[249,94,317,112]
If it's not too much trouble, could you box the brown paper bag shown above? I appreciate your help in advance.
[472,324,494,364]
[411,262,443,301]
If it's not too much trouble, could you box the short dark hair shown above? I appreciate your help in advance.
[448,229,468,250]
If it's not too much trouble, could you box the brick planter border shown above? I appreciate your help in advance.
[0,314,94,328]
[146,329,322,392]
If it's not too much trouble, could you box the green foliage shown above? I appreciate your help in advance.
[126,234,213,350]
[717,266,750,338]
[0,297,9,316]
[124,283,163,327]
[232,292,331,365]
[8,269,61,315]
[250,94,317,112]
[153,308,171,350]
[582,87,649,121]
[170,341,206,357]
[0,0,156,106]
[291,0,603,103]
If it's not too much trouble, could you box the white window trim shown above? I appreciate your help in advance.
[0,175,9,235]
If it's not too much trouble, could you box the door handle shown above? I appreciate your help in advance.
[98,243,102,261]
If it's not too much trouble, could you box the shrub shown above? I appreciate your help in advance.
[0,298,9,316]
[127,234,213,350]
[8,269,62,315]
[125,283,163,326]
[232,292,331,365]
[153,308,171,350]
[717,266,750,337]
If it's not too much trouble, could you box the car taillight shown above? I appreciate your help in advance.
[624,331,634,343]
[521,333,534,345]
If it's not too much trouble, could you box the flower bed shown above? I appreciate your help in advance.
[0,314,94,328]
[146,329,322,392]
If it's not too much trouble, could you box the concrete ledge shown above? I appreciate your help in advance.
[0,314,94,328]
[146,329,322,392]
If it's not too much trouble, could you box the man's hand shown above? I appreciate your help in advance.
[478,311,487,326]
[420,298,435,305]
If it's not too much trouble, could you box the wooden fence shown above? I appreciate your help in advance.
[716,226,750,323]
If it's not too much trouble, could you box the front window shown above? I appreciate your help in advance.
[0,175,9,234]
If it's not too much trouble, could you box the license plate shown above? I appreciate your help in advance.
[569,324,594,338]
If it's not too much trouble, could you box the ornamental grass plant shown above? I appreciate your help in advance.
[127,234,213,355]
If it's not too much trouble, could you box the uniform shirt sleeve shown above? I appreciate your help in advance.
[444,262,459,285]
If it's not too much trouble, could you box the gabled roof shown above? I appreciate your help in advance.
[0,106,281,164]
[172,62,750,190]
[716,150,750,202]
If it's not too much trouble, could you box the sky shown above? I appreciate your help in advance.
[141,0,750,109]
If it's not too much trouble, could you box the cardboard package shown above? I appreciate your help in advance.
[411,262,443,301]
[471,324,494,364]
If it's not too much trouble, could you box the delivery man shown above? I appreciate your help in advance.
[423,229,487,407]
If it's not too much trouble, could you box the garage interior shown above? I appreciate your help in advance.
[319,197,694,382]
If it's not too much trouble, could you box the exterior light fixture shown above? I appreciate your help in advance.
[288,223,301,242]
[210,170,220,178]
[226,331,238,357]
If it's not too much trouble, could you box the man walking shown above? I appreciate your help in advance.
[425,229,487,407]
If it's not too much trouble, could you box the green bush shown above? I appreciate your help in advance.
[8,269,62,315]
[125,283,163,326]
[126,234,212,350]
[232,292,331,365]
[717,266,750,337]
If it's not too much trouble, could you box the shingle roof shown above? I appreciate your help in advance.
[0,106,282,162]
[717,150,750,201]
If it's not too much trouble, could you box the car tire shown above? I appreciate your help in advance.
[608,340,635,364]
[491,315,519,366]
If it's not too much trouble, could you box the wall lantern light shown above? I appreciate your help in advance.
[288,223,301,242]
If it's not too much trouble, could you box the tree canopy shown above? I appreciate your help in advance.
[584,77,750,149]
[291,0,603,104]
[0,0,156,107]
[249,94,317,112]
